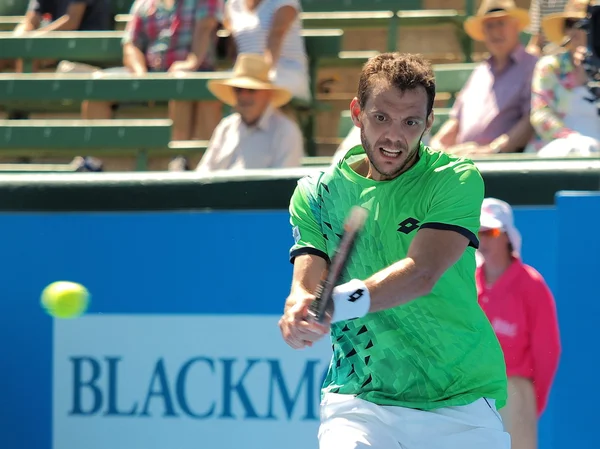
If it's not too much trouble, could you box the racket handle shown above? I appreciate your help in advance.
[307,283,324,319]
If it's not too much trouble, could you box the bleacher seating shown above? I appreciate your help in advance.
[0,0,527,170]
[0,29,343,160]
[0,119,175,170]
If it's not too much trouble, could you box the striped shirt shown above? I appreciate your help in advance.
[226,0,308,72]
[123,0,223,71]
[528,0,568,35]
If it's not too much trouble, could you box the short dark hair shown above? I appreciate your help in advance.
[357,53,436,116]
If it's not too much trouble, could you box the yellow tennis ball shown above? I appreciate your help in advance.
[41,281,90,319]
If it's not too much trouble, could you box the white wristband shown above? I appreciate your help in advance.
[331,279,371,324]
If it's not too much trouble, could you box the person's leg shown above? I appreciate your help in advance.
[80,67,133,119]
[399,398,511,449]
[169,100,194,141]
[499,377,537,449]
[319,393,402,449]
[0,59,16,72]
[191,100,222,140]
[15,58,56,73]
[82,101,114,119]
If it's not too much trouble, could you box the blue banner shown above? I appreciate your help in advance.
[0,200,589,449]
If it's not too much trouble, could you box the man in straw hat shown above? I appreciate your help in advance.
[430,0,538,156]
[195,53,303,172]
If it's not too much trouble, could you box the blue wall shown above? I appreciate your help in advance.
[0,194,595,449]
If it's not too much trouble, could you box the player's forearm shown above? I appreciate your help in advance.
[363,257,435,313]
[287,254,327,312]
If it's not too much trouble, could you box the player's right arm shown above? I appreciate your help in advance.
[279,176,330,349]
[285,254,326,313]
[279,254,329,348]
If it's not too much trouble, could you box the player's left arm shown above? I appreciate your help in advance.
[364,227,471,313]
[330,161,483,322]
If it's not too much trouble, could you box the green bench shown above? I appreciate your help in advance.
[111,0,475,59]
[0,118,181,170]
[0,29,342,156]
[302,0,475,60]
[0,16,21,31]
[433,62,475,105]
[0,71,230,130]
[0,72,230,101]
[0,27,342,71]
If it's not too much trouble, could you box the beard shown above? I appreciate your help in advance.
[360,127,424,180]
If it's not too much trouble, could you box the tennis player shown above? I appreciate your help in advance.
[278,52,510,449]
[477,198,561,449]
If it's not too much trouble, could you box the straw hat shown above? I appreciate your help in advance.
[542,0,588,46]
[464,0,530,42]
[207,54,292,108]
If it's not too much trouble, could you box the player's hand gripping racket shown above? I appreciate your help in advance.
[307,206,369,324]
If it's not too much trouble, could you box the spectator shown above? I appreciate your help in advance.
[528,0,600,156]
[331,125,360,164]
[224,0,311,101]
[195,53,303,172]
[429,0,537,156]
[82,0,223,141]
[3,0,111,73]
[476,198,561,449]
[526,0,569,56]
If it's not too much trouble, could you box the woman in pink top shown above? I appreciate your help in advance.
[476,198,561,449]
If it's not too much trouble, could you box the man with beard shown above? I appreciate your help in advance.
[278,52,510,449]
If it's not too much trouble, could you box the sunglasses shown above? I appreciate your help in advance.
[478,228,502,238]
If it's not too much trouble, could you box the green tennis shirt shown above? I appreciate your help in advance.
[289,144,507,410]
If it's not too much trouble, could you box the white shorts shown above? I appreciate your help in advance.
[319,393,511,449]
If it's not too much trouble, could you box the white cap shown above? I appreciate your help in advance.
[480,198,522,257]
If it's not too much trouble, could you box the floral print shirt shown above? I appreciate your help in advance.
[530,51,587,149]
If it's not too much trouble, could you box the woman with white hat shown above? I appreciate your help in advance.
[529,0,600,156]
[477,198,561,449]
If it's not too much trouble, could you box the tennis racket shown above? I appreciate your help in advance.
[307,205,369,323]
